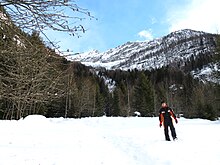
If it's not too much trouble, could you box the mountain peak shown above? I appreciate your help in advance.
[71,29,217,71]
[170,29,206,35]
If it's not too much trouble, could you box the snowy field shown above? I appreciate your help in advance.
[0,115,220,165]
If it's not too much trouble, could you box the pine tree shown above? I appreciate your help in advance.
[112,87,121,116]
[94,84,105,116]
[133,72,154,117]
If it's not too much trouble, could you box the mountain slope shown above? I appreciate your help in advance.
[71,29,217,71]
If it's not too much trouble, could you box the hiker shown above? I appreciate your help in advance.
[159,101,178,141]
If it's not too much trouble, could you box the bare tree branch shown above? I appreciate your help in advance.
[0,0,94,37]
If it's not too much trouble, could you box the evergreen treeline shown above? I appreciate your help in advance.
[101,67,219,120]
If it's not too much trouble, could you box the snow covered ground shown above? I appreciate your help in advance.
[0,115,219,165]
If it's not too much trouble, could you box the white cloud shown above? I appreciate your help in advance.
[138,29,154,41]
[167,0,220,34]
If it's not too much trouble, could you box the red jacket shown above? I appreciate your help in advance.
[159,107,177,126]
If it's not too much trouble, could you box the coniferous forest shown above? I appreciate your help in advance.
[0,5,220,120]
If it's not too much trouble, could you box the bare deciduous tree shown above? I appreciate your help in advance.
[64,62,78,118]
[0,0,94,38]
[0,25,65,119]
[0,1,94,119]
[76,78,97,118]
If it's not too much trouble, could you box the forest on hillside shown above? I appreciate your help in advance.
[0,4,219,120]
[0,23,219,120]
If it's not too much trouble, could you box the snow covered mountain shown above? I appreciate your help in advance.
[71,29,217,71]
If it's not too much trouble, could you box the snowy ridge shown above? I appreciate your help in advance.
[0,11,8,22]
[0,10,11,27]
[0,11,25,47]
[70,29,217,71]
[191,62,220,83]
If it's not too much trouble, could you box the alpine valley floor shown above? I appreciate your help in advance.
[0,115,219,165]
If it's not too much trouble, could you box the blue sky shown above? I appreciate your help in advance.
[45,0,220,53]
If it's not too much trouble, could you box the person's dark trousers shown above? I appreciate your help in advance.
[164,121,177,141]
